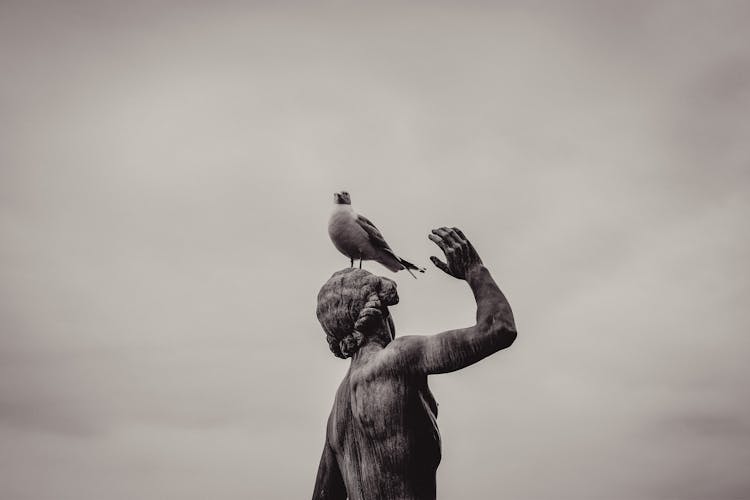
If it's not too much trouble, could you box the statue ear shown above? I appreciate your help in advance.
[339,331,365,358]
[327,334,346,359]
[339,336,357,358]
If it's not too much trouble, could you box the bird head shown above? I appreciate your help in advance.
[333,191,351,205]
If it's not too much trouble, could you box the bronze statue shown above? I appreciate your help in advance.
[313,227,517,500]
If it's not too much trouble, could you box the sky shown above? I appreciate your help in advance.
[1,1,749,499]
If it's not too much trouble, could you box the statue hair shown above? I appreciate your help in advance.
[316,268,399,359]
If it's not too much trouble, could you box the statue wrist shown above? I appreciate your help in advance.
[465,264,486,282]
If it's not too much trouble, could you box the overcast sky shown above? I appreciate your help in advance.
[1,1,749,499]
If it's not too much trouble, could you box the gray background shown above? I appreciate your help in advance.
[2,1,749,499]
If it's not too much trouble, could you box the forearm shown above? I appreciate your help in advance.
[409,227,517,374]
[466,265,516,335]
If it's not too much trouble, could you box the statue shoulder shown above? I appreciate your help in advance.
[366,336,425,376]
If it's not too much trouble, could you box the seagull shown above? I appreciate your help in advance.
[328,191,426,278]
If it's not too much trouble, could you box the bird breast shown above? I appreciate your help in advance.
[328,207,369,258]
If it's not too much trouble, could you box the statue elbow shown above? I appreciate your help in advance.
[497,327,517,350]
[480,315,517,350]
[489,317,516,350]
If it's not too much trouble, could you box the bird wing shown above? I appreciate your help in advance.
[356,214,395,253]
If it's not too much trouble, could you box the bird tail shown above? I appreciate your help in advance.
[398,257,426,279]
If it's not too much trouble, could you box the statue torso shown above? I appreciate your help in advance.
[327,355,441,500]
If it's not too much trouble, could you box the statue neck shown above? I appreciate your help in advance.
[352,331,391,362]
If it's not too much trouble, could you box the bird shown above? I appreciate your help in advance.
[328,191,426,278]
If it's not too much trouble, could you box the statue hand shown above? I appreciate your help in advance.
[428,227,483,280]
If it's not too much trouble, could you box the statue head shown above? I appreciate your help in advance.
[316,268,399,359]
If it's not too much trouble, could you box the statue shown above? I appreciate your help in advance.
[313,227,517,500]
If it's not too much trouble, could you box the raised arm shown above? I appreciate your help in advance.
[391,227,516,374]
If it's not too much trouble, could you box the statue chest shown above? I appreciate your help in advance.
[345,379,442,465]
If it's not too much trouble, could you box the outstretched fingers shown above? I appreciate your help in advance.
[428,232,450,254]
[429,226,479,279]
[430,232,454,267]
[433,227,459,247]
[435,227,463,256]
[453,226,480,258]
[430,256,451,274]
[451,227,467,245]
[429,231,454,276]
[439,227,470,268]
[450,227,472,257]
